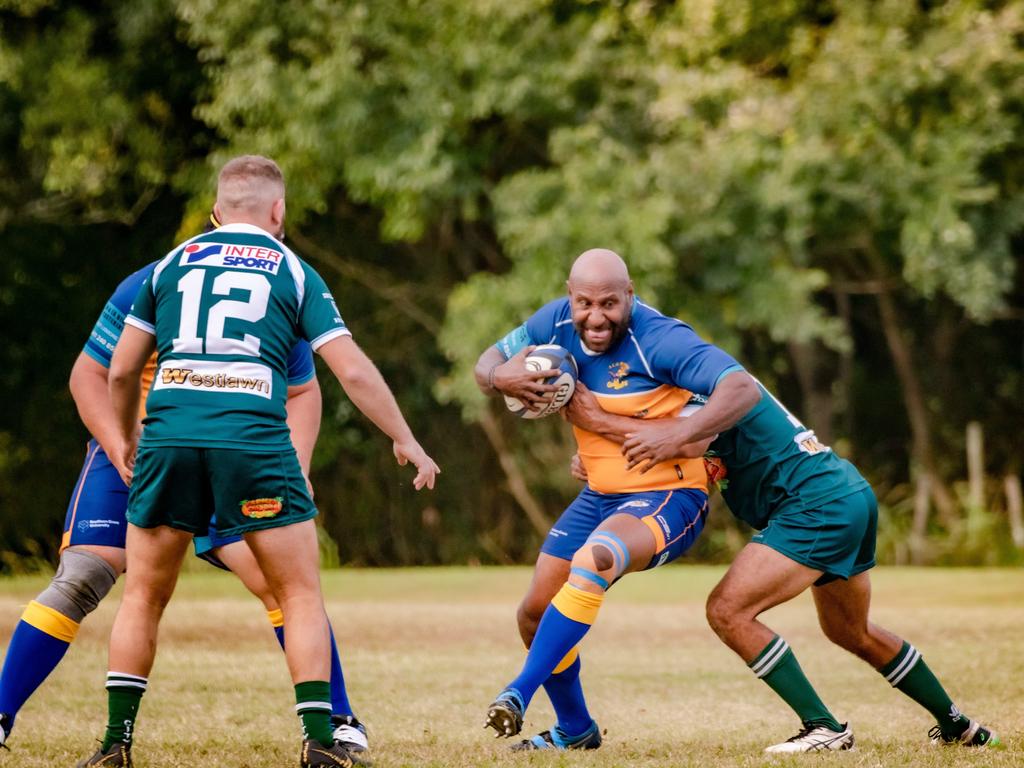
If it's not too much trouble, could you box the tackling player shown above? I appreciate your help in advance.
[75,155,438,768]
[563,261,999,752]
[475,249,758,750]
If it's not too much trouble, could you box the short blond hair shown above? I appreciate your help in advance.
[217,155,285,213]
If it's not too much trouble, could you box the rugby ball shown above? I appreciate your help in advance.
[504,345,578,420]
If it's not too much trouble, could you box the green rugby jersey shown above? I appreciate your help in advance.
[125,223,349,450]
[709,381,869,530]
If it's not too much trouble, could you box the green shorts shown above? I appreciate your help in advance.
[751,486,877,585]
[127,445,316,537]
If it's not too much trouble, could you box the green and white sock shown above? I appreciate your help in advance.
[295,680,334,747]
[750,635,842,731]
[880,641,967,738]
[103,672,147,749]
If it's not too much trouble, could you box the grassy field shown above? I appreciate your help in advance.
[1,565,1021,767]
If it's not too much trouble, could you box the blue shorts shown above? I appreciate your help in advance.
[192,518,242,571]
[541,487,709,569]
[61,440,129,551]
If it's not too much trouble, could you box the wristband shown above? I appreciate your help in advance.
[487,363,501,391]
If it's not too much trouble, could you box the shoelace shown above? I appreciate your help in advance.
[787,725,818,742]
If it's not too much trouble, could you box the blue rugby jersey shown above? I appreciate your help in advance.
[496,297,742,494]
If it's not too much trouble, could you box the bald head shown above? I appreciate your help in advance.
[214,155,286,236]
[566,248,634,353]
[568,248,631,290]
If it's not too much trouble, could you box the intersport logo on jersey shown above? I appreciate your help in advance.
[153,359,273,399]
[180,242,283,274]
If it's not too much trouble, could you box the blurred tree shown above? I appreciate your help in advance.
[1,0,1021,568]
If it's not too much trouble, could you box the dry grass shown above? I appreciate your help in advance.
[1,565,1022,767]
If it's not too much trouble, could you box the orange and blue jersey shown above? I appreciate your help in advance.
[496,296,744,495]
[63,262,315,552]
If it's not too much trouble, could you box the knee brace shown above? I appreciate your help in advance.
[36,549,118,623]
[570,531,631,590]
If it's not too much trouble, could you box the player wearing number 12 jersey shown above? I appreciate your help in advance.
[76,156,438,768]
[0,252,369,754]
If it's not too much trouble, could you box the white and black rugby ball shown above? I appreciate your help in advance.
[504,345,579,420]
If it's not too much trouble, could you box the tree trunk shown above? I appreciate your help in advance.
[874,288,957,530]
[477,407,551,538]
[788,340,835,448]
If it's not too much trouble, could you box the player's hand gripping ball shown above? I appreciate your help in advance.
[504,345,578,419]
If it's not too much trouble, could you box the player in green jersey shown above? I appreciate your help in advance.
[76,156,439,768]
[567,322,998,753]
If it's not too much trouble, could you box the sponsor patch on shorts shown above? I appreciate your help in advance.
[240,497,283,519]
[616,499,651,510]
[77,519,122,532]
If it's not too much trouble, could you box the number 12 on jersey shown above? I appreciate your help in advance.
[173,269,270,356]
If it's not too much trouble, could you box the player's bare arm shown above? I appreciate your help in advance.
[475,345,560,407]
[286,376,322,495]
[107,324,156,484]
[564,381,714,460]
[622,370,760,471]
[318,334,440,490]
[69,352,127,470]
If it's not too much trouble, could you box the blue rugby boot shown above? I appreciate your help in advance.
[484,689,525,738]
[510,719,602,751]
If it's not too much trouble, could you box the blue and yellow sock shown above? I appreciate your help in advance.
[267,609,286,649]
[268,610,353,719]
[327,626,353,718]
[0,601,80,725]
[506,585,604,710]
[542,648,593,737]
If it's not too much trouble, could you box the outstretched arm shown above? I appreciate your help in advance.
[317,335,439,490]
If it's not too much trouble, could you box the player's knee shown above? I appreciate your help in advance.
[591,544,614,572]
[705,590,740,637]
[568,547,611,593]
[819,616,868,654]
[36,548,118,623]
[569,531,630,591]
[516,603,540,646]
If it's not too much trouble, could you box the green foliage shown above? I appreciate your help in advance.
[0,0,1021,568]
